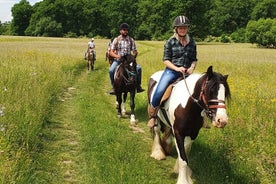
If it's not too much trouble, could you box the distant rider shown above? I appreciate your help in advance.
[85,38,96,60]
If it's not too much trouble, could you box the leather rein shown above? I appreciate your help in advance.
[183,74,226,119]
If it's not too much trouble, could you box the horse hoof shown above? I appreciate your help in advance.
[130,114,136,125]
[130,120,136,126]
[150,151,166,160]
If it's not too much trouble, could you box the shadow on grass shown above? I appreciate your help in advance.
[189,141,260,184]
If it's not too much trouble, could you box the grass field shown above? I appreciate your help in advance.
[0,36,275,184]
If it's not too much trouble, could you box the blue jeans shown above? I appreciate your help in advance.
[151,68,182,107]
[109,59,142,87]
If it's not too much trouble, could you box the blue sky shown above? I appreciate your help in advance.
[0,0,42,22]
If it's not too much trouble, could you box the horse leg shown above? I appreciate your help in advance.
[161,127,173,155]
[92,53,95,70]
[87,61,89,71]
[150,122,166,160]
[121,93,127,116]
[92,58,94,70]
[129,91,136,125]
[116,93,122,118]
[173,134,194,184]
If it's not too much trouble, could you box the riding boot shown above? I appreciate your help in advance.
[136,84,145,93]
[147,105,159,128]
[109,88,116,95]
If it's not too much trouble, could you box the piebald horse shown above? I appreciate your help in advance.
[147,66,231,184]
[114,54,137,124]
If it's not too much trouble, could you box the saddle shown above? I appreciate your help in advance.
[148,76,184,106]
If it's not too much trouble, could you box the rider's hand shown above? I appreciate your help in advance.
[176,66,186,74]
[186,66,195,75]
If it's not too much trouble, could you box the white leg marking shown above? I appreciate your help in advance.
[130,114,136,125]
[122,102,126,116]
[174,136,194,184]
[151,125,166,160]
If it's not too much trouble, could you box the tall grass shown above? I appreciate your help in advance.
[0,36,85,183]
[0,36,275,184]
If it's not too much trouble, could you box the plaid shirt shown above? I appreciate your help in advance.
[163,35,197,68]
[111,35,136,56]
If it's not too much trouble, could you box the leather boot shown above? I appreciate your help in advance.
[137,85,145,93]
[147,105,159,127]
[109,88,116,95]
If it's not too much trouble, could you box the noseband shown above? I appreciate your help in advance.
[199,79,226,118]
[184,75,226,119]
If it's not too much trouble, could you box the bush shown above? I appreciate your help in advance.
[246,18,276,47]
[220,34,231,43]
[231,28,246,43]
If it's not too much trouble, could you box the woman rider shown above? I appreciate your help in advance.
[148,15,198,127]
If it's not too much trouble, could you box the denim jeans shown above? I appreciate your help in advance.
[151,67,182,107]
[109,59,142,87]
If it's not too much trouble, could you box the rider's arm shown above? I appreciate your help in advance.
[110,49,120,59]
[132,50,138,58]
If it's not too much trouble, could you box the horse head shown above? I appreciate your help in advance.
[120,54,137,85]
[199,66,231,128]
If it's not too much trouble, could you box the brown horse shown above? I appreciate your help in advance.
[87,48,95,71]
[114,54,137,124]
[105,50,114,66]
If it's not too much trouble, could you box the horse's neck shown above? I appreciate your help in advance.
[167,74,202,110]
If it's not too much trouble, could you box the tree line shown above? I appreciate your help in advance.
[0,0,275,47]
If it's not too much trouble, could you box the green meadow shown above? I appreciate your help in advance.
[0,36,275,184]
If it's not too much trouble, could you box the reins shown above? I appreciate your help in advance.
[183,73,226,119]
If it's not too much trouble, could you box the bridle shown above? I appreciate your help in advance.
[122,61,136,85]
[183,74,226,119]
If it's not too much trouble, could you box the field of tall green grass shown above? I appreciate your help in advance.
[0,36,275,184]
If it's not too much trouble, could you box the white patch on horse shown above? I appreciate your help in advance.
[213,84,228,127]
[173,136,194,184]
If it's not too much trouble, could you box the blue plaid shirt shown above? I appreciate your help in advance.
[163,35,197,68]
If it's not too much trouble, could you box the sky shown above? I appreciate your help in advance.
[0,0,42,23]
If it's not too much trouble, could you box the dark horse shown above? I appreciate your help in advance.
[114,54,137,125]
[147,66,231,184]
[105,50,114,66]
[87,48,95,71]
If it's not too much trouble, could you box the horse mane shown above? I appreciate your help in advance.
[193,71,231,102]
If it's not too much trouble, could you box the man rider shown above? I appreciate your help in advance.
[108,23,145,95]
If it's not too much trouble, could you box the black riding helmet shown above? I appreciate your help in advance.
[120,23,129,30]
[173,16,190,28]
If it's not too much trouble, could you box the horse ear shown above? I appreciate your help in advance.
[207,66,213,79]
[224,75,228,81]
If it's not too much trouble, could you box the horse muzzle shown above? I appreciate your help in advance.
[212,109,228,128]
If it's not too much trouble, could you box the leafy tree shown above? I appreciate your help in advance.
[25,0,61,36]
[246,18,276,47]
[0,22,11,35]
[207,0,256,36]
[33,17,62,37]
[11,0,33,35]
[251,0,276,20]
